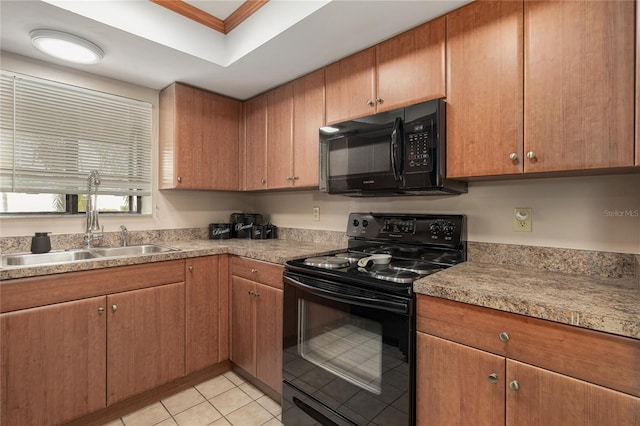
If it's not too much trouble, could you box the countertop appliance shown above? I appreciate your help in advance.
[282,212,466,425]
[319,99,467,196]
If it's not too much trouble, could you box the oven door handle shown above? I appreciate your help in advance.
[284,275,409,315]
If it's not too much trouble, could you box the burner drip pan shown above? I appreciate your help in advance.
[303,256,349,269]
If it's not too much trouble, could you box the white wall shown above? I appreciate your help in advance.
[0,52,253,237]
[254,174,640,254]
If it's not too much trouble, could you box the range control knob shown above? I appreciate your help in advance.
[352,219,360,227]
[429,223,441,234]
[362,219,369,228]
[443,223,455,235]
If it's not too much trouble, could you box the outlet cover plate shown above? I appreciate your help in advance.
[514,208,532,232]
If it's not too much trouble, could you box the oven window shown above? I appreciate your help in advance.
[298,299,383,394]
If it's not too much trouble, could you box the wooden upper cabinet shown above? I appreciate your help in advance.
[524,0,635,172]
[159,82,241,190]
[267,82,294,189]
[377,16,446,112]
[243,93,268,190]
[325,48,376,124]
[292,69,325,188]
[446,0,524,178]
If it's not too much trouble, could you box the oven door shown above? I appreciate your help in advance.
[282,271,414,426]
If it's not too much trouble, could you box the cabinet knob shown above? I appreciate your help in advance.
[509,380,520,391]
[188,266,194,272]
[251,268,258,274]
[98,307,105,315]
[366,99,374,106]
[111,304,118,313]
[375,97,382,104]
[487,373,499,384]
[526,151,536,160]
[177,176,182,183]
[261,178,266,184]
[509,153,518,161]
[248,290,254,296]
[293,176,299,180]
[286,176,292,181]
[499,332,510,343]
[254,291,260,297]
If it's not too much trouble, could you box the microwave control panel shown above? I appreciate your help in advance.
[406,131,433,172]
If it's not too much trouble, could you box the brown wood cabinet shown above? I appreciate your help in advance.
[1,297,107,426]
[267,82,294,189]
[416,295,640,426]
[159,82,241,190]
[107,282,185,404]
[185,255,230,374]
[446,0,635,178]
[230,256,284,396]
[243,93,268,190]
[325,17,445,125]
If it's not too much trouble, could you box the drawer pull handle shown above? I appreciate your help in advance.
[499,332,510,343]
[509,380,520,391]
[488,373,499,384]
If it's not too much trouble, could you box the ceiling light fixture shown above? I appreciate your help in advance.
[30,29,104,64]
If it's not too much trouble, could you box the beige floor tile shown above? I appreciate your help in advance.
[154,419,177,426]
[208,418,232,426]
[225,401,273,426]
[209,387,253,416]
[173,401,222,426]
[261,418,283,426]
[196,375,237,399]
[102,419,124,426]
[238,382,265,400]
[122,402,171,426]
[223,371,246,386]
[256,395,282,417]
[162,387,207,415]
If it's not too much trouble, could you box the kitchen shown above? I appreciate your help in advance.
[1,1,639,425]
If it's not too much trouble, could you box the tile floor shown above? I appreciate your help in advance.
[103,371,282,426]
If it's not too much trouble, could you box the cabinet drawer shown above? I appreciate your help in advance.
[230,256,283,290]
[417,295,640,397]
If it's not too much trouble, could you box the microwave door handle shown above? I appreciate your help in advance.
[390,117,403,182]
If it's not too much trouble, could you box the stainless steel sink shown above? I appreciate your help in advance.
[89,244,179,257]
[2,249,99,267]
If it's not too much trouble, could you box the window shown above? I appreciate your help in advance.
[0,71,151,215]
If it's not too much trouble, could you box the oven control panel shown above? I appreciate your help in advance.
[347,213,466,247]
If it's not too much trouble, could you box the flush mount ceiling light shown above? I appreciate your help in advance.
[30,29,104,64]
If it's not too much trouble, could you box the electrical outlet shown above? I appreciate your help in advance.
[312,206,320,221]
[514,208,532,232]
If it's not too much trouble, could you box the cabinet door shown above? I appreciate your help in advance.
[446,1,524,178]
[244,93,268,190]
[107,282,185,405]
[524,0,635,172]
[186,256,219,374]
[292,69,325,188]
[376,16,446,112]
[255,283,283,395]
[325,47,376,124]
[1,297,106,426]
[172,83,202,188]
[231,276,256,375]
[202,92,241,190]
[416,332,505,426]
[267,83,294,189]
[507,360,640,426]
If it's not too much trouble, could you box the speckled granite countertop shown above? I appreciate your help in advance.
[414,262,640,340]
[0,239,344,281]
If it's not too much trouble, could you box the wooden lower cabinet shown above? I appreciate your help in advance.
[230,257,284,395]
[186,255,229,374]
[107,282,185,404]
[1,297,107,426]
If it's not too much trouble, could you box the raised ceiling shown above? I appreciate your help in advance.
[0,0,471,100]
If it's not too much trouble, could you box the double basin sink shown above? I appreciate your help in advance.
[2,244,179,267]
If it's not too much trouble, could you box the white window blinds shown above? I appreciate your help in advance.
[0,71,152,196]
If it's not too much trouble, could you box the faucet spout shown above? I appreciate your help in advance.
[120,225,128,247]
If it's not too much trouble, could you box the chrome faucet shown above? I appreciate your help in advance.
[84,170,103,248]
[120,225,128,247]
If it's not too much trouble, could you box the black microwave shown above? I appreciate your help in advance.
[319,99,466,196]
